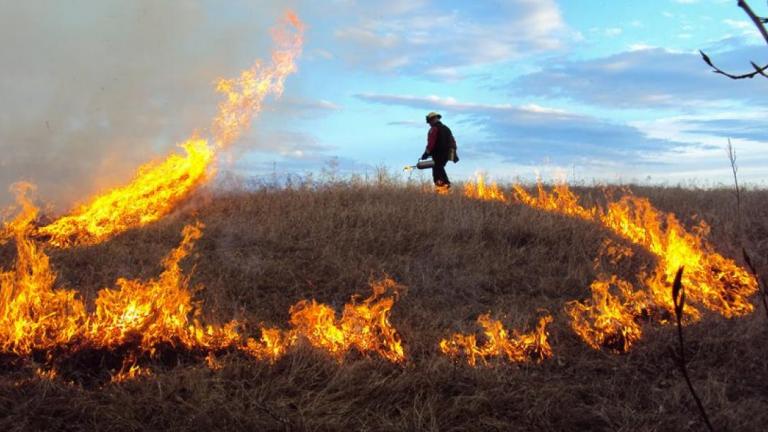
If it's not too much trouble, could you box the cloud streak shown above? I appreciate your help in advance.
[509,43,768,108]
[356,93,689,164]
[327,0,569,75]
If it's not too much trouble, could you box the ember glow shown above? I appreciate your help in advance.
[439,315,553,366]
[36,12,304,248]
[461,175,757,352]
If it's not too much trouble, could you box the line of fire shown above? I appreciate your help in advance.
[0,11,759,386]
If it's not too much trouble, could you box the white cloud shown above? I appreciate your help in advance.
[630,112,768,183]
[628,43,656,51]
[356,92,768,184]
[276,98,342,113]
[354,92,684,166]
[723,19,751,30]
[378,55,411,71]
[721,17,766,43]
[329,0,568,75]
[356,93,517,112]
[426,66,463,81]
[633,111,768,149]
[333,27,400,49]
[510,43,768,109]
[519,104,569,115]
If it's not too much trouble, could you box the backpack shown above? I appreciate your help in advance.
[436,123,459,163]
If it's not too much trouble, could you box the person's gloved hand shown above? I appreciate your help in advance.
[420,152,430,160]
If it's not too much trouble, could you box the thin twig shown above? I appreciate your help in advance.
[672,267,715,432]
[742,248,768,322]
[726,139,742,239]
[699,0,768,80]
[738,0,768,45]
[700,51,768,80]
[751,61,768,78]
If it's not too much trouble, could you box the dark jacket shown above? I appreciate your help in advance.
[426,122,456,161]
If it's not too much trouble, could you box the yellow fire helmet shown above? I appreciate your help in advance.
[425,112,442,123]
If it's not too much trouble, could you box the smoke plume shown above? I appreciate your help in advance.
[0,1,284,210]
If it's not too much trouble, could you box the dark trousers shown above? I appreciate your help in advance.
[432,158,450,186]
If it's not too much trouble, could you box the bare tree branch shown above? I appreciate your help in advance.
[700,50,768,79]
[671,267,715,432]
[742,248,768,323]
[751,60,768,77]
[700,0,768,80]
[738,0,768,45]
[726,139,742,238]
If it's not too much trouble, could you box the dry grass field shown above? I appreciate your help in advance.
[1,179,767,431]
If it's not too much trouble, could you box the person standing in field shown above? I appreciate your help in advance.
[421,112,459,189]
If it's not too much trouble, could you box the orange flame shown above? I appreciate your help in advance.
[1,184,240,364]
[454,177,758,352]
[86,221,241,351]
[565,277,646,352]
[36,12,304,248]
[439,315,553,366]
[38,139,213,247]
[463,175,506,202]
[243,278,406,364]
[511,182,756,316]
[0,187,239,355]
[242,327,296,364]
[2,187,406,375]
[111,363,153,383]
[435,184,451,195]
[34,368,58,381]
[212,11,304,148]
[0,183,86,355]
[513,182,595,220]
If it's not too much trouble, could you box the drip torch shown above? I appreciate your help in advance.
[403,159,435,172]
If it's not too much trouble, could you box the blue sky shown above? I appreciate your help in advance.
[235,0,768,186]
[2,0,768,207]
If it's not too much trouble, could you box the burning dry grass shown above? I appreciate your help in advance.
[36,12,304,249]
[1,181,768,430]
[37,139,214,248]
[0,186,406,378]
[464,177,757,354]
[439,314,553,366]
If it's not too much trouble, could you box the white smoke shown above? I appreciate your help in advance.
[0,0,288,210]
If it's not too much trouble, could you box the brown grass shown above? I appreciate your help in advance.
[1,180,768,431]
